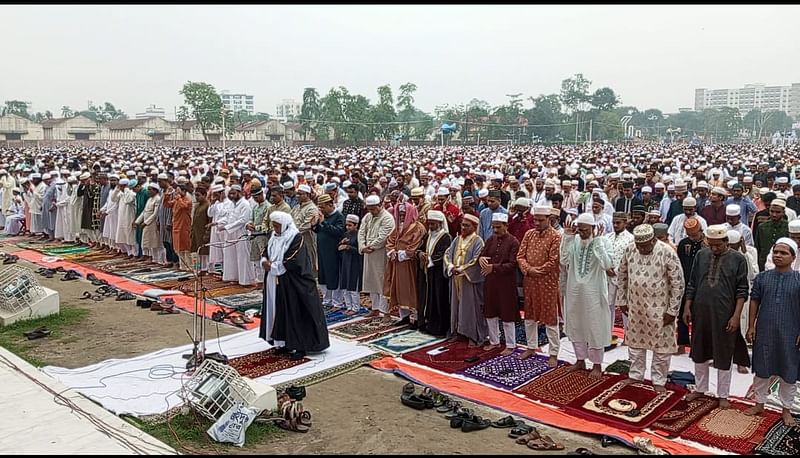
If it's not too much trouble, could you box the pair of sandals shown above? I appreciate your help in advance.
[2,254,19,264]
[37,266,65,278]
[448,410,492,433]
[150,298,179,314]
[86,273,109,286]
[255,393,312,433]
[229,314,254,327]
[400,383,439,410]
[61,270,81,281]
[514,427,564,451]
[24,326,51,340]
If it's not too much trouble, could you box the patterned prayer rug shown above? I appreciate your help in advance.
[402,339,505,374]
[212,290,263,312]
[754,416,800,455]
[605,359,632,374]
[614,308,624,328]
[565,379,685,431]
[325,307,369,326]
[458,350,565,390]
[512,365,624,407]
[651,395,719,436]
[227,348,311,379]
[329,315,408,342]
[366,330,444,355]
[679,401,782,455]
[129,270,192,283]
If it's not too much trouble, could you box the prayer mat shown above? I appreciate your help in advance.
[754,416,800,455]
[41,246,91,255]
[565,379,685,431]
[458,350,565,390]
[498,321,532,346]
[366,330,444,355]
[605,359,632,374]
[614,308,624,328]
[329,316,408,342]
[227,348,311,379]
[651,395,719,436]
[213,290,263,312]
[129,270,192,283]
[679,401,781,455]
[325,307,369,326]
[512,365,624,407]
[402,339,505,374]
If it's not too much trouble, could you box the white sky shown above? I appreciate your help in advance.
[1,5,798,118]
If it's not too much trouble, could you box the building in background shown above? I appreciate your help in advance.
[220,91,255,115]
[275,99,301,121]
[694,83,800,118]
[135,105,166,119]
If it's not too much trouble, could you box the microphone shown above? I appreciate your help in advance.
[248,231,269,239]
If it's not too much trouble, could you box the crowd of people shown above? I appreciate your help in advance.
[1,142,799,425]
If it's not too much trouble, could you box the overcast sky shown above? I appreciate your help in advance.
[2,5,798,118]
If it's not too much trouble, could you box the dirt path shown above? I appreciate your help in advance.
[1,244,634,454]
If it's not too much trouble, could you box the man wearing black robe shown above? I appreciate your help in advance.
[416,210,452,337]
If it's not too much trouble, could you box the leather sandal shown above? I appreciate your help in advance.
[461,417,492,433]
[81,291,93,300]
[61,270,81,281]
[527,435,564,451]
[116,291,136,301]
[509,423,535,439]
[491,415,517,428]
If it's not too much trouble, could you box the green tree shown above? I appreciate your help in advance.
[743,109,794,141]
[397,82,418,141]
[61,106,74,118]
[342,93,372,143]
[179,81,227,147]
[319,87,346,142]
[299,87,321,141]
[2,100,31,119]
[370,84,397,142]
[592,111,624,142]
[590,87,619,111]
[525,94,564,142]
[560,73,592,142]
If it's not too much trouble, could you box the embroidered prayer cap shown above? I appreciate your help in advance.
[533,205,551,216]
[711,186,728,196]
[410,187,424,197]
[322,182,337,192]
[632,205,646,214]
[462,213,480,226]
[79,172,91,180]
[653,223,669,236]
[427,210,445,222]
[230,184,242,192]
[550,208,561,217]
[726,230,742,244]
[437,187,450,197]
[462,195,474,203]
[633,224,655,242]
[789,220,800,234]
[575,212,596,226]
[516,198,532,208]
[683,217,700,230]
[281,181,294,190]
[612,211,628,220]
[682,197,697,207]
[696,181,709,189]
[346,214,360,224]
[297,184,312,194]
[641,186,652,193]
[157,173,169,180]
[365,195,381,206]
[667,184,675,191]
[317,194,332,204]
[147,183,160,190]
[478,189,489,198]
[771,199,787,208]
[705,224,728,240]
[776,237,798,256]
[492,213,508,223]
[488,189,502,198]
[211,184,224,193]
[725,204,740,216]
[654,182,665,189]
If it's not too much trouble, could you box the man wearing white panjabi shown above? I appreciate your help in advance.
[0,169,14,230]
[30,173,45,235]
[54,178,71,241]
[561,212,614,379]
[359,194,395,317]
[219,185,256,286]
[259,211,296,350]
[4,188,24,235]
[101,179,121,251]
[115,178,138,256]
[207,184,229,273]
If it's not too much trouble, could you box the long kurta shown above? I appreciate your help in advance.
[102,187,120,242]
[115,188,137,246]
[70,185,83,240]
[191,200,211,255]
[445,233,487,343]
[135,194,161,249]
[755,219,788,270]
[157,189,173,246]
[481,233,520,322]
[417,230,452,336]
[339,231,363,291]
[508,212,535,243]
[291,200,321,275]
[54,184,70,240]
[314,210,346,290]
[208,198,231,266]
[78,183,101,231]
[221,198,256,285]
[165,193,192,252]
[30,182,46,233]
[615,241,685,353]
[383,220,426,309]
[560,234,614,349]
[686,248,751,370]
[249,200,270,262]
[517,227,562,325]
[134,188,148,249]
[750,270,800,384]
[42,182,57,235]
[358,209,395,294]
[263,233,331,353]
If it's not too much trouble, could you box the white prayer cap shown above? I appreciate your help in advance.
[696,181,709,189]
[463,213,480,226]
[79,172,91,180]
[437,187,450,197]
[726,230,742,244]
[67,176,77,183]
[147,183,160,190]
[667,184,675,191]
[775,237,798,256]
[211,184,224,193]
[270,211,293,228]
[654,182,665,189]
[516,198,532,208]
[42,173,51,180]
[705,224,728,240]
[119,178,129,186]
[54,178,65,185]
[789,220,800,234]
[230,184,242,192]
[711,186,727,196]
[772,199,787,209]
[346,214,360,224]
[492,213,508,223]
[157,173,169,180]
[777,176,789,184]
[365,195,381,206]
[297,184,311,194]
[533,205,550,216]
[281,181,294,190]
[725,204,740,216]
[575,212,596,226]
[427,210,445,222]
[342,180,352,188]
[641,186,652,193]
[727,179,738,188]
[478,189,489,198]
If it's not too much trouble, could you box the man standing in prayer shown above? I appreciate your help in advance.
[191,186,211,273]
[684,225,751,408]
[416,210,452,336]
[156,174,177,266]
[247,187,270,281]
[605,212,635,336]
[41,173,57,241]
[755,199,789,271]
[54,177,71,242]
[765,219,800,271]
[207,184,229,272]
[29,173,44,236]
[163,183,193,270]
[724,204,754,247]
[517,205,563,365]
[359,195,395,318]
[115,178,137,256]
[342,183,365,220]
[616,224,685,392]
[508,197,535,243]
[290,184,321,277]
[478,190,507,241]
[78,173,101,247]
[701,187,728,226]
[480,213,520,356]
[676,218,706,354]
[262,186,291,242]
[260,211,330,360]
[434,187,462,240]
[384,201,426,326]
[668,196,707,245]
[409,187,431,225]
[444,213,487,347]
[338,214,363,316]
[219,185,256,286]
[744,238,800,426]
[3,188,24,235]
[135,183,163,263]
[561,212,614,379]
[314,194,346,307]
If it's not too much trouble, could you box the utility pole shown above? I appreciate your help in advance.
[222,108,227,165]
[588,119,593,145]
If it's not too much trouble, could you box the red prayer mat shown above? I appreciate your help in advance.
[402,338,504,374]
[564,379,685,431]
[328,315,406,342]
[679,401,782,455]
[227,348,310,379]
[651,395,719,436]
[512,365,624,407]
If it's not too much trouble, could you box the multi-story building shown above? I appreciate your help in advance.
[220,91,255,115]
[695,83,800,118]
[135,105,166,119]
[275,99,301,121]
